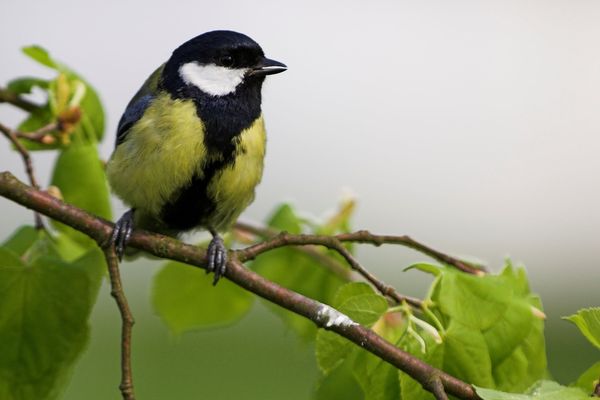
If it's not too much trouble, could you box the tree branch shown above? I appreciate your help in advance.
[0,171,482,400]
[0,122,44,228]
[102,246,136,400]
[594,380,600,397]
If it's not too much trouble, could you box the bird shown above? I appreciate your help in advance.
[106,30,286,284]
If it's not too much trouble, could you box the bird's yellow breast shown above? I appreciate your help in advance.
[107,92,266,231]
[206,116,266,231]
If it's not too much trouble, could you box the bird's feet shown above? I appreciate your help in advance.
[207,232,227,285]
[110,209,135,261]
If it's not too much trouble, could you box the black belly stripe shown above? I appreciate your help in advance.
[158,70,264,231]
[160,156,231,231]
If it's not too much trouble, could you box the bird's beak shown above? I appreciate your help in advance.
[249,57,287,77]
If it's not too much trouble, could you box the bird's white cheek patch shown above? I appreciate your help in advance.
[179,62,247,97]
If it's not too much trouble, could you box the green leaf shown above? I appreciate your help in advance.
[399,334,445,400]
[315,330,349,373]
[16,45,105,149]
[50,144,111,247]
[526,381,590,399]
[332,282,375,307]
[1,226,38,257]
[314,359,363,400]
[483,300,534,365]
[426,265,547,392]
[6,77,48,94]
[571,361,600,393]
[253,204,348,339]
[475,387,534,400]
[349,293,407,400]
[51,233,88,262]
[499,263,531,297]
[492,306,547,393]
[437,270,511,330]
[76,79,105,141]
[152,261,254,334]
[403,262,442,276]
[22,45,58,68]
[70,247,105,304]
[0,248,25,268]
[0,241,104,400]
[336,293,389,326]
[267,203,302,233]
[254,247,346,339]
[353,348,400,400]
[443,321,495,387]
[564,308,600,349]
[476,380,590,400]
[372,311,408,344]
[316,283,387,373]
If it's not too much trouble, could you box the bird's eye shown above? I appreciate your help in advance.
[219,55,234,67]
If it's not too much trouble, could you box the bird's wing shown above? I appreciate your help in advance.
[115,64,165,146]
[115,94,153,146]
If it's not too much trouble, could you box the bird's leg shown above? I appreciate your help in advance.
[207,229,227,285]
[110,209,136,261]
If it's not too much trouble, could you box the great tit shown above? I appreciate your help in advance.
[106,30,286,284]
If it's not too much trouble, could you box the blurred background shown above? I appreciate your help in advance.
[1,0,599,398]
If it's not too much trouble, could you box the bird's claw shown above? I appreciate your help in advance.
[110,209,135,261]
[207,235,227,285]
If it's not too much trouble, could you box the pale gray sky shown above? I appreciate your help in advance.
[1,0,599,308]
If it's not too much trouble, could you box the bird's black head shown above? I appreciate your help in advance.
[162,30,286,98]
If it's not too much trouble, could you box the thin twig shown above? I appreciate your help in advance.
[0,122,43,228]
[0,87,39,113]
[236,222,423,307]
[594,380,600,397]
[0,171,482,400]
[0,123,41,189]
[102,246,136,400]
[236,222,485,275]
[236,231,423,308]
[15,122,59,144]
[235,222,351,280]
[236,222,422,308]
[336,231,485,275]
